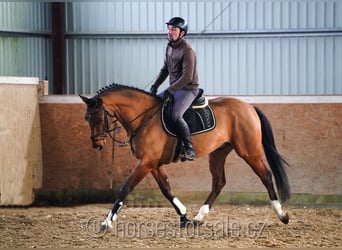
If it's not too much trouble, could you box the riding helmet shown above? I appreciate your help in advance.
[166,17,188,35]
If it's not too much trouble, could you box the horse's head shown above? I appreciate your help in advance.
[80,95,107,150]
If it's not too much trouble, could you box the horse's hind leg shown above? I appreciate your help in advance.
[244,156,289,224]
[151,167,190,227]
[194,143,232,222]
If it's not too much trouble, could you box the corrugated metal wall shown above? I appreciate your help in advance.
[66,35,342,95]
[191,36,342,95]
[1,1,341,95]
[65,1,342,32]
[0,2,52,84]
[65,1,342,95]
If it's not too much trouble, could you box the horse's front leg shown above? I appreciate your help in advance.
[102,161,152,229]
[151,167,191,227]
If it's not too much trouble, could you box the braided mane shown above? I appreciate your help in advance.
[96,83,153,96]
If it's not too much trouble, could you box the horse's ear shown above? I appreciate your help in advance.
[79,95,90,104]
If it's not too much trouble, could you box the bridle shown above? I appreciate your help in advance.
[89,103,162,147]
[88,107,125,145]
[84,93,163,190]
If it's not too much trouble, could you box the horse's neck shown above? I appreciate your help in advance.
[102,92,160,131]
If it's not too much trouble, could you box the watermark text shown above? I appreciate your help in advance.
[86,216,267,239]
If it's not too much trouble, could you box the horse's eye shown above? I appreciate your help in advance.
[88,114,103,124]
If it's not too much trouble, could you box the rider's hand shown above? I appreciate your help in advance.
[150,85,158,95]
[163,90,172,100]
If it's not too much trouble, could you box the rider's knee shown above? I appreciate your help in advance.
[171,114,183,123]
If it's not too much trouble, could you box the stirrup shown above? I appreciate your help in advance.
[182,149,196,161]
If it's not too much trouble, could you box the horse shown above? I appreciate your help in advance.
[80,83,291,229]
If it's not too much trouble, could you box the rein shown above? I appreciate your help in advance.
[90,101,161,189]
[103,110,127,145]
[89,109,126,145]
[100,103,162,147]
[126,104,162,143]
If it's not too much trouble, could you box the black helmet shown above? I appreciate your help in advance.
[166,17,188,35]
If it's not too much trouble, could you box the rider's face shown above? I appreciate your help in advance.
[167,25,184,42]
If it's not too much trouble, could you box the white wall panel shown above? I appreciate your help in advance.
[66,1,342,33]
[0,36,51,83]
[65,1,342,95]
[2,1,340,95]
[66,35,342,95]
[193,36,342,95]
[66,38,166,94]
[0,2,52,85]
[0,2,50,31]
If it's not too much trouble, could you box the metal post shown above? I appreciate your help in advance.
[51,2,66,94]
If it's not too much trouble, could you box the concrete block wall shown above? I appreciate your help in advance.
[0,77,44,205]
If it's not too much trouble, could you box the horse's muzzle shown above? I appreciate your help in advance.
[92,137,106,150]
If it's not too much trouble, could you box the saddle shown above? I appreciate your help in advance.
[161,89,216,137]
[161,89,216,162]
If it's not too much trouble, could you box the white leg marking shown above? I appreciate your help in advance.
[101,202,123,229]
[271,200,285,217]
[102,211,115,228]
[193,204,209,221]
[172,197,186,215]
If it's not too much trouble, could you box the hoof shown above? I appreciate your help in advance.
[280,212,289,224]
[180,220,203,228]
[180,156,195,162]
[100,219,112,231]
[180,215,204,228]
[100,223,108,232]
[180,215,191,228]
[192,220,204,227]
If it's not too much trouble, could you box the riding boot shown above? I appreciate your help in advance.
[174,118,196,161]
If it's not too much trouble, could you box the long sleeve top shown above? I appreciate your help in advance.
[153,38,199,94]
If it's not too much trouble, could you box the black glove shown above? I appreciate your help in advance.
[162,90,172,100]
[150,85,158,95]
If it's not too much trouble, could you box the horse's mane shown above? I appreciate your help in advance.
[96,83,156,98]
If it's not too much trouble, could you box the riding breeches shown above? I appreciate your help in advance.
[171,88,199,122]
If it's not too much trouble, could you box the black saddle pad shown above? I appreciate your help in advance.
[161,96,216,137]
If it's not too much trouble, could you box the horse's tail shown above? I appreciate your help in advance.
[254,106,291,202]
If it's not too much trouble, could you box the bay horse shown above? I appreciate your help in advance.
[80,83,290,229]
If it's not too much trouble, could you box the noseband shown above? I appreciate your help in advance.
[88,108,124,145]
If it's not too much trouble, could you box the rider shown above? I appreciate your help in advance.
[150,17,199,161]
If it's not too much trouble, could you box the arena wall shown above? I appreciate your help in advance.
[37,95,342,205]
[0,77,44,205]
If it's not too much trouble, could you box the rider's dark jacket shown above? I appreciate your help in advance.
[153,38,199,94]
